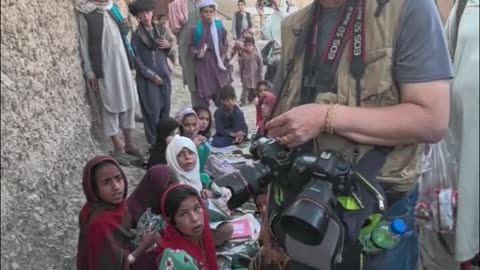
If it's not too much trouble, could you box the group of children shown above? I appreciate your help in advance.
[76,0,285,269]
[76,77,280,270]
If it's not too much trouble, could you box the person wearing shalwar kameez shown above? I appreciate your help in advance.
[130,0,173,147]
[190,0,232,107]
[171,0,204,107]
[76,0,143,166]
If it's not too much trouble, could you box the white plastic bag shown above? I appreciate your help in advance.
[415,131,459,233]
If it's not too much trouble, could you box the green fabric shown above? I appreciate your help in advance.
[359,213,383,235]
[158,249,200,270]
[200,173,212,187]
[197,143,210,172]
[337,196,362,210]
[131,208,164,248]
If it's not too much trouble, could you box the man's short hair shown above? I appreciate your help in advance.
[238,0,246,5]
[219,85,237,100]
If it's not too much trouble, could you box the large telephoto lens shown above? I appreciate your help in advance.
[214,162,271,209]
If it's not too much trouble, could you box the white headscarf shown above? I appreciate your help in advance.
[166,135,203,192]
[75,0,114,14]
[198,0,227,71]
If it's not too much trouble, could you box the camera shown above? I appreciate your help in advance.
[214,137,358,268]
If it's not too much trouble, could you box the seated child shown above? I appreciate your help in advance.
[147,117,180,169]
[165,135,234,245]
[193,106,213,140]
[212,85,249,147]
[255,81,276,136]
[77,155,159,270]
[155,184,219,270]
[127,165,179,270]
[249,187,289,270]
[175,107,210,171]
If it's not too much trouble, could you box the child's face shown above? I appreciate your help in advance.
[222,98,236,111]
[136,11,154,27]
[176,147,197,171]
[159,16,168,26]
[182,115,199,138]
[257,85,269,100]
[201,7,216,23]
[174,195,204,239]
[244,43,255,53]
[238,2,246,12]
[197,111,210,132]
[255,193,268,218]
[94,163,125,204]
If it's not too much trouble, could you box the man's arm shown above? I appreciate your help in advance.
[77,13,95,80]
[330,0,453,146]
[333,81,450,145]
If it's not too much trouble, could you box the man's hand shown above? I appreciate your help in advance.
[266,104,328,148]
[152,75,163,86]
[87,78,99,93]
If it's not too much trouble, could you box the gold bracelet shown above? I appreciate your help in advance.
[326,103,338,135]
[328,104,338,135]
[325,103,334,134]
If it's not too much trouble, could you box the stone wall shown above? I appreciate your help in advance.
[0,0,97,269]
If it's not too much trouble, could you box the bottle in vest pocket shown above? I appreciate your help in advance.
[371,218,407,249]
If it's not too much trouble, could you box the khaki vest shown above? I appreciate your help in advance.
[274,0,423,192]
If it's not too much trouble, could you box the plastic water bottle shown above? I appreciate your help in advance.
[371,218,407,249]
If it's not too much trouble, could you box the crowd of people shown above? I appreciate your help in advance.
[74,0,478,269]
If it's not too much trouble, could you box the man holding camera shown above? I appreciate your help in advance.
[264,0,453,269]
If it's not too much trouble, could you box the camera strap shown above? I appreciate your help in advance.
[301,0,364,104]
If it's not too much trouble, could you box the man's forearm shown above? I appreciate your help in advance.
[333,103,448,146]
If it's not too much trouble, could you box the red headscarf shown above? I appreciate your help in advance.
[77,155,132,270]
[155,184,219,270]
[127,164,177,228]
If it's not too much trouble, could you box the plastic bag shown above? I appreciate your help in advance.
[415,131,459,233]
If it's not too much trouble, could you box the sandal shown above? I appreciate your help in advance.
[110,151,131,167]
[125,149,145,163]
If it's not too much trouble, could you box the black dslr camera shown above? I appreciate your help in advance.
[215,137,356,269]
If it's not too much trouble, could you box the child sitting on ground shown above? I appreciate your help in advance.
[194,106,213,140]
[239,36,263,106]
[155,184,219,270]
[255,81,276,136]
[77,156,159,270]
[166,135,234,246]
[212,85,249,147]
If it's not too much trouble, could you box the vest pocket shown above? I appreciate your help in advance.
[359,48,397,106]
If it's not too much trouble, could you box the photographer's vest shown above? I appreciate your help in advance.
[273,0,423,192]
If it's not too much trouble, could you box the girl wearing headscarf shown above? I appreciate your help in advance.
[127,165,179,270]
[147,117,180,170]
[155,184,219,270]
[190,0,233,107]
[193,106,213,139]
[175,108,210,172]
[166,136,234,245]
[76,155,159,270]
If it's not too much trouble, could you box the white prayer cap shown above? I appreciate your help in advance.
[198,0,217,9]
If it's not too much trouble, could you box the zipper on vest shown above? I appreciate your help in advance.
[353,172,386,211]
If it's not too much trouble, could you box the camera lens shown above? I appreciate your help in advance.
[280,198,330,246]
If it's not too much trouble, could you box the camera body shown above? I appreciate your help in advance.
[215,137,354,269]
